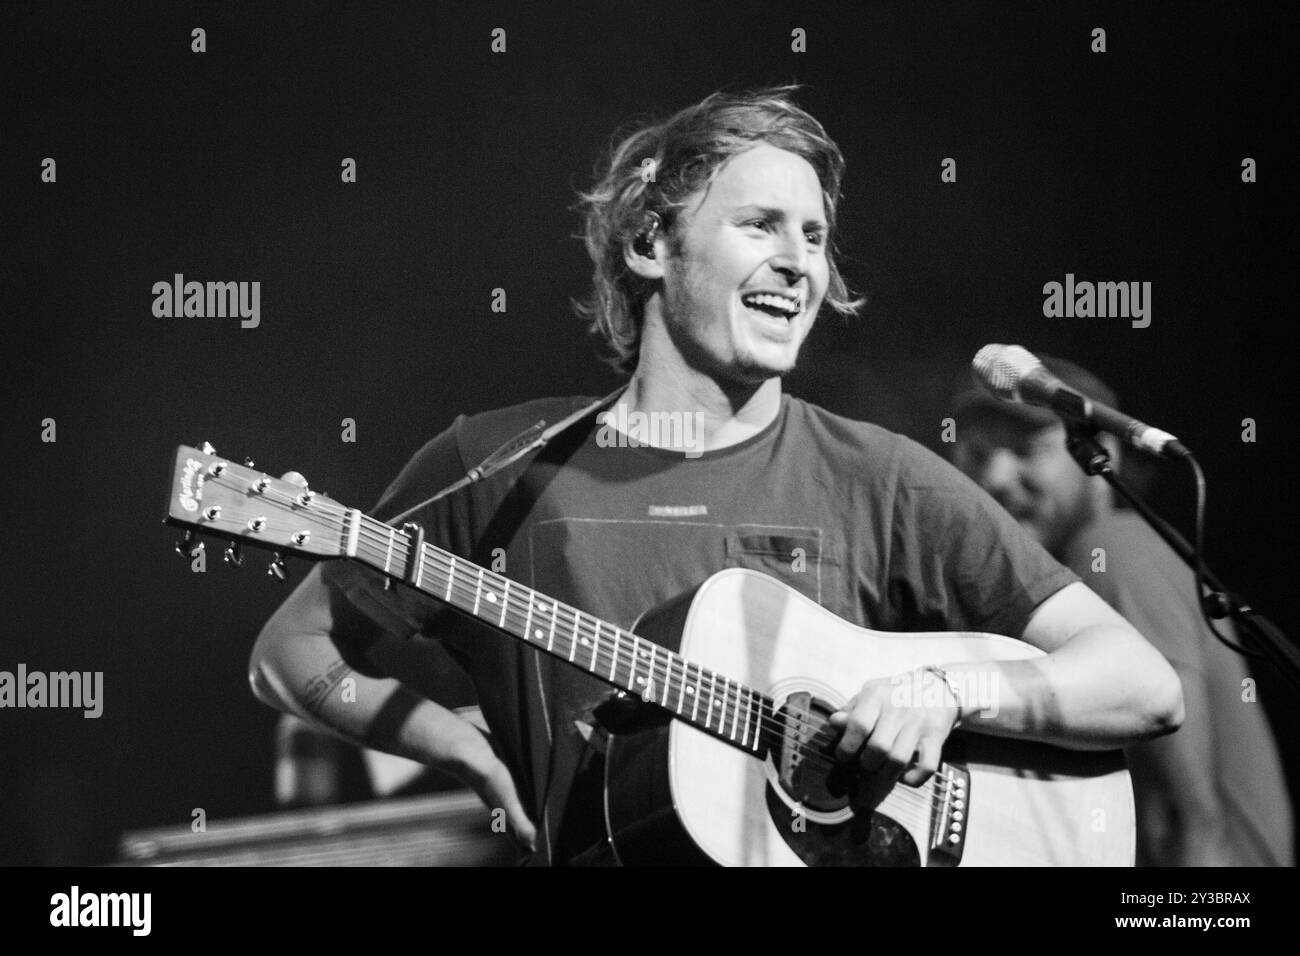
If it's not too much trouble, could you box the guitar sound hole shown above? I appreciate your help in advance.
[772,692,850,814]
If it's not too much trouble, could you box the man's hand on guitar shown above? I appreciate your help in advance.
[828,667,961,808]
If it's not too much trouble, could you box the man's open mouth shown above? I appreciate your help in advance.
[740,291,803,319]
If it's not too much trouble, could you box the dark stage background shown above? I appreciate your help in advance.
[3,1,1297,865]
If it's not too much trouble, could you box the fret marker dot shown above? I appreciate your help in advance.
[580,637,589,646]
[485,593,497,603]
[538,603,548,613]
[533,629,543,640]
[686,687,695,695]
[636,677,645,685]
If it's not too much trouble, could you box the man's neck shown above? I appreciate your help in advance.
[619,365,783,454]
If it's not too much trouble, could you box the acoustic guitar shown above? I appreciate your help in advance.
[166,444,1134,866]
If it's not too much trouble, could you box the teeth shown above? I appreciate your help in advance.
[742,293,801,316]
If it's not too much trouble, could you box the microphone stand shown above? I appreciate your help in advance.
[1063,423,1300,694]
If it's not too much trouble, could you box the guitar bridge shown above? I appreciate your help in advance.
[929,761,969,864]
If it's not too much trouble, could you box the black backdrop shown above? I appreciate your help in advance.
[3,1,1296,865]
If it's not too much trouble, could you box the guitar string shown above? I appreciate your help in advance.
[214,477,969,792]
[319,509,964,794]
[393,533,970,789]
[230,479,855,752]
[215,478,971,796]
[220,480,970,800]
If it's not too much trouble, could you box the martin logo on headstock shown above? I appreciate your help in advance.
[177,456,204,513]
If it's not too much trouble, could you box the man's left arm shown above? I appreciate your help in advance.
[832,581,1184,794]
[944,581,1185,750]
[832,445,1183,785]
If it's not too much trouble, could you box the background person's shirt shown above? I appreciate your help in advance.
[325,393,1077,864]
[1062,510,1295,865]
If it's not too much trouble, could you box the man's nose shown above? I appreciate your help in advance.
[770,228,809,280]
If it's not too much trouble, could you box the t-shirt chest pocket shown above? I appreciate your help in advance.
[723,527,836,607]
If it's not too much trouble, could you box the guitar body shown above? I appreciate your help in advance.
[603,568,1134,866]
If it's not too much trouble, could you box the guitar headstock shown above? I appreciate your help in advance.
[165,444,348,562]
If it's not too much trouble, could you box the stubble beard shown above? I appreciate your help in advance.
[661,276,801,387]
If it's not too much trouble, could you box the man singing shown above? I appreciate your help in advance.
[249,87,1183,865]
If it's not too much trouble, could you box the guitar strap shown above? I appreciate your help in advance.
[384,386,627,525]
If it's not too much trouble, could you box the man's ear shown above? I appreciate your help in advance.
[623,238,665,279]
[623,214,666,280]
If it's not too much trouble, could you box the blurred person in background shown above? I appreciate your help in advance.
[951,355,1293,866]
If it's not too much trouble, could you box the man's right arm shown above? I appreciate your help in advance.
[248,564,536,849]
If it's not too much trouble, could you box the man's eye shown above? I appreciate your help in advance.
[806,232,826,246]
[746,219,771,231]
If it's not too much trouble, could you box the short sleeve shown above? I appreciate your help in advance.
[887,438,1077,637]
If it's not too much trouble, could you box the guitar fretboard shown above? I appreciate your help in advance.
[343,509,769,755]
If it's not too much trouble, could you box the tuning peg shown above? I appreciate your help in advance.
[174,530,202,558]
[244,457,255,468]
[224,541,245,567]
[267,552,289,581]
[202,441,216,455]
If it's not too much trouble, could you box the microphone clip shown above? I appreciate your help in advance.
[1064,424,1113,477]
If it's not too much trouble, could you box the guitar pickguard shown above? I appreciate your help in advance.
[763,785,919,866]
[760,688,929,866]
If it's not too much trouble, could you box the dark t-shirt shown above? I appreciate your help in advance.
[325,393,1076,864]
[1062,510,1294,865]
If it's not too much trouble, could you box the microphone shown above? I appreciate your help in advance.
[972,344,1190,459]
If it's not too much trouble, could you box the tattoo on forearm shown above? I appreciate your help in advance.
[302,658,354,716]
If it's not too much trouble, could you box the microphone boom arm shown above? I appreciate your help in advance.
[1062,423,1300,695]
